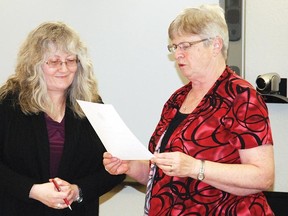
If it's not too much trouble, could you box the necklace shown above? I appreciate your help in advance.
[181,90,205,112]
[181,90,192,112]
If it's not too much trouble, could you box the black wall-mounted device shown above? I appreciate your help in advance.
[219,0,244,77]
[225,0,242,41]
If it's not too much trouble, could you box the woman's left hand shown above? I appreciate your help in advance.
[49,178,79,204]
[151,152,197,177]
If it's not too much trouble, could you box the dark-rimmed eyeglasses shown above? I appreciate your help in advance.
[167,38,210,53]
[45,58,79,69]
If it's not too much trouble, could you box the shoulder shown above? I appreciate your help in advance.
[219,69,260,99]
[223,68,255,89]
[0,92,19,109]
[216,68,268,112]
[0,93,22,130]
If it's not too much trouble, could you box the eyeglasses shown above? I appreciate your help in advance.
[167,38,210,53]
[45,58,79,69]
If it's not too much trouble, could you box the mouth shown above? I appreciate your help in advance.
[55,75,68,78]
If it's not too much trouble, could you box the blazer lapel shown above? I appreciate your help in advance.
[57,108,79,178]
[31,112,50,180]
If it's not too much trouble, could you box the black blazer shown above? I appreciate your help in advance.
[0,95,125,216]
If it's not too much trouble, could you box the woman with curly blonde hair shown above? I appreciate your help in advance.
[0,21,125,216]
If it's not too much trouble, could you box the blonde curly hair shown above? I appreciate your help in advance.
[0,21,100,118]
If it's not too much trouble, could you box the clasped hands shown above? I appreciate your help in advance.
[29,177,79,210]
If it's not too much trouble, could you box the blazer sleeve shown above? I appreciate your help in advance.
[0,100,36,202]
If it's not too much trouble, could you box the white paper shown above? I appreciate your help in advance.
[77,100,153,160]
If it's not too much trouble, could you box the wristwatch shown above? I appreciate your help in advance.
[197,160,205,181]
[76,187,83,203]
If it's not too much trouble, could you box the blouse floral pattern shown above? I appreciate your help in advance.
[146,67,274,216]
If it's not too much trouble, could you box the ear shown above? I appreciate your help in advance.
[212,37,223,55]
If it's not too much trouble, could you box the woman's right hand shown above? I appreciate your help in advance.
[103,152,129,175]
[29,181,71,210]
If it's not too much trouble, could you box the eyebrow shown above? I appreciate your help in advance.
[47,55,76,59]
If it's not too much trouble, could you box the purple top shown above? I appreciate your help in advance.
[45,114,65,178]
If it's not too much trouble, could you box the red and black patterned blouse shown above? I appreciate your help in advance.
[146,67,274,216]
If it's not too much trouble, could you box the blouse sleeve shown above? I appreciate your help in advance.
[227,87,273,149]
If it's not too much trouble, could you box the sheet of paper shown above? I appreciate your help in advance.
[77,100,153,160]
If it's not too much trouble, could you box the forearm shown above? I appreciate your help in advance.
[197,160,274,196]
[126,160,150,185]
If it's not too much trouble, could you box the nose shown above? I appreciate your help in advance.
[174,49,185,60]
[58,62,69,71]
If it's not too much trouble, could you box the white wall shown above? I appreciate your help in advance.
[0,0,287,215]
[0,0,216,146]
[245,0,288,193]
